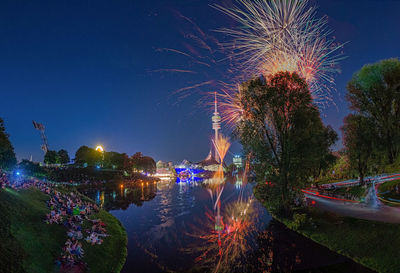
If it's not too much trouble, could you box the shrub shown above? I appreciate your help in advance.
[291,213,308,230]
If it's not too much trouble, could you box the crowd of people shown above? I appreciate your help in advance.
[0,169,10,188]
[2,173,109,272]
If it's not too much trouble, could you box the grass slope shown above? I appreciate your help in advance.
[83,210,127,273]
[0,187,127,273]
[254,185,400,273]
[0,188,65,273]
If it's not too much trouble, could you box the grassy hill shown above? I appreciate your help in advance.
[0,187,127,273]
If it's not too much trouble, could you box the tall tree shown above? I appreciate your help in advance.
[104,152,129,170]
[0,118,17,169]
[44,150,58,164]
[130,152,156,174]
[347,58,400,163]
[58,149,70,165]
[342,114,376,184]
[74,146,101,167]
[236,72,337,214]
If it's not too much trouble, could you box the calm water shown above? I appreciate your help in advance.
[80,178,373,273]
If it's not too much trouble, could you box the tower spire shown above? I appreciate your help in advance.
[214,91,218,113]
[212,92,221,163]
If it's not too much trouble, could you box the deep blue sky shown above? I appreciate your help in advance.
[1,0,399,163]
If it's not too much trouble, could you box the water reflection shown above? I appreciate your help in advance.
[77,176,372,273]
[246,220,374,273]
[80,181,157,210]
[181,136,262,273]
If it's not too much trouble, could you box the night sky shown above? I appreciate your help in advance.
[0,0,399,163]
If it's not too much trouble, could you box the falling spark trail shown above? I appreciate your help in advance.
[151,69,197,74]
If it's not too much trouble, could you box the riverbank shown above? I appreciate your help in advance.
[254,184,400,273]
[0,186,127,273]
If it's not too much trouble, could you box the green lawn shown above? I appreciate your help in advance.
[83,210,127,273]
[0,187,127,273]
[254,184,400,273]
[378,179,400,193]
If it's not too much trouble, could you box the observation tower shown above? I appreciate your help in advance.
[212,92,221,163]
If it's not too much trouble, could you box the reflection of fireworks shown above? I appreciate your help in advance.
[214,0,345,124]
[213,134,231,163]
[187,199,256,273]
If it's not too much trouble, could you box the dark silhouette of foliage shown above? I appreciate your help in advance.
[347,58,400,164]
[131,152,156,174]
[57,149,70,164]
[44,150,58,164]
[0,118,16,170]
[342,114,377,184]
[74,146,102,166]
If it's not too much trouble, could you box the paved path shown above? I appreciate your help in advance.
[303,174,400,224]
[306,193,400,224]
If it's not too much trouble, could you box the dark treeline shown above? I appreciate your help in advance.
[73,146,156,174]
[0,119,156,183]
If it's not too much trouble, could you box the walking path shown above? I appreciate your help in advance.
[306,193,400,223]
[303,174,400,224]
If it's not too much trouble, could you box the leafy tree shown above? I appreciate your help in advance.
[18,159,45,177]
[342,114,377,184]
[236,72,337,214]
[0,118,17,169]
[74,146,101,167]
[131,152,143,172]
[141,156,156,174]
[104,152,130,170]
[131,152,156,174]
[58,149,70,165]
[318,151,353,182]
[347,58,400,163]
[44,150,58,164]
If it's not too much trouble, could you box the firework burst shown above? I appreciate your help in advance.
[214,0,345,124]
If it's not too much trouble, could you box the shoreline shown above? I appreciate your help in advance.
[254,185,400,273]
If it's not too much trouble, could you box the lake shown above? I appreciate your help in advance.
[79,177,373,273]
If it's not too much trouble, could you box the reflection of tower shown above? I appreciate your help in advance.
[212,92,221,163]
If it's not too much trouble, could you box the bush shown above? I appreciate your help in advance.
[291,213,308,230]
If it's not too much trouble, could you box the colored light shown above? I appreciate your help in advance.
[95,145,104,152]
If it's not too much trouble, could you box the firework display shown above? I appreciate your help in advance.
[214,0,345,107]
[158,0,344,127]
[184,135,258,273]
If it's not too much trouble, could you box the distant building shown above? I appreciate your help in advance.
[156,160,168,169]
[233,155,243,169]
[197,150,220,172]
[155,160,175,180]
